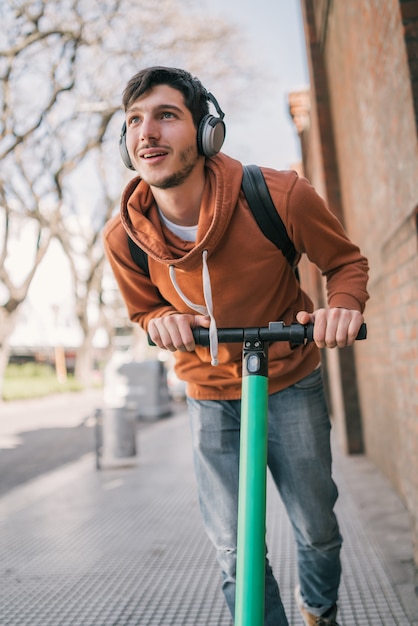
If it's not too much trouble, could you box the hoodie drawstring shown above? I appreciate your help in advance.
[168,250,219,366]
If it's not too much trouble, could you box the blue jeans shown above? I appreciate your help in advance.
[187,368,342,625]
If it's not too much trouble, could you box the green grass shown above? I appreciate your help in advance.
[2,362,84,401]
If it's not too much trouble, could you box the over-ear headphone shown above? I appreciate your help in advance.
[196,91,226,157]
[119,90,226,170]
[119,121,135,170]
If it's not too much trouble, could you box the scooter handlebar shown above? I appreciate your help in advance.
[191,321,367,346]
[148,322,367,347]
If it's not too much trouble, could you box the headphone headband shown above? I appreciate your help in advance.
[205,91,225,121]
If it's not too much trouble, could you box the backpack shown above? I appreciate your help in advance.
[127,164,298,276]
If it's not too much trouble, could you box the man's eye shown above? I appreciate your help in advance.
[161,112,175,119]
[128,116,140,126]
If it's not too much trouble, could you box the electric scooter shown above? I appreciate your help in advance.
[190,320,367,626]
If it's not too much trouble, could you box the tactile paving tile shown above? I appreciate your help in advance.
[0,412,412,625]
[265,475,412,625]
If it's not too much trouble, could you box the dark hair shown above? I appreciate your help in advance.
[122,66,210,128]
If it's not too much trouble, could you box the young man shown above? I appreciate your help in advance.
[104,66,369,626]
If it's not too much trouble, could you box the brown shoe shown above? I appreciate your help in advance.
[295,586,340,626]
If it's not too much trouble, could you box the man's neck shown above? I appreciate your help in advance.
[150,163,205,227]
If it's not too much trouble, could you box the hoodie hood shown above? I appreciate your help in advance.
[120,153,244,272]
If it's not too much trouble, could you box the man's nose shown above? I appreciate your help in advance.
[140,117,160,141]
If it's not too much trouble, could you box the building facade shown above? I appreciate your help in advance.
[290,0,418,565]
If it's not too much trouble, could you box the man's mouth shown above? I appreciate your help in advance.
[140,149,168,160]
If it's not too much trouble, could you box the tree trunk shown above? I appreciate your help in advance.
[0,308,19,400]
[74,324,98,387]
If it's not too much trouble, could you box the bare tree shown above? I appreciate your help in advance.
[54,149,117,384]
[0,0,252,395]
[0,1,81,395]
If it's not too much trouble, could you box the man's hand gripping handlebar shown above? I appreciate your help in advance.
[148,321,367,347]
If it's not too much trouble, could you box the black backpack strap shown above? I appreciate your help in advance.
[127,235,149,276]
[242,164,297,267]
[128,165,297,276]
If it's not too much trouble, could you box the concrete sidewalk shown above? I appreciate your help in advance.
[0,401,417,625]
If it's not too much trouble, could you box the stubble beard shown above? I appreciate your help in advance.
[146,144,200,190]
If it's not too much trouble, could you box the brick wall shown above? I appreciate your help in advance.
[401,0,418,128]
[299,0,418,563]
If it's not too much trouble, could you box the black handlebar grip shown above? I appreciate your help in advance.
[357,323,367,340]
[305,322,367,342]
[305,324,314,342]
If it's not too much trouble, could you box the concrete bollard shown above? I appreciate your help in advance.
[97,355,172,469]
[99,406,138,469]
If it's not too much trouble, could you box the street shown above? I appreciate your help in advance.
[0,389,102,496]
[1,389,416,624]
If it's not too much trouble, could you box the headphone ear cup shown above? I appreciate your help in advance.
[197,114,226,157]
[119,122,136,170]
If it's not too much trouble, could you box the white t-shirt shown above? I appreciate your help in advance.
[158,208,197,242]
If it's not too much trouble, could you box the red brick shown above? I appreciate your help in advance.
[299,0,418,566]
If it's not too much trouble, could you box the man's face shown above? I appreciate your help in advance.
[125,84,202,189]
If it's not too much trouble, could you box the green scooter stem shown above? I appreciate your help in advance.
[235,342,269,626]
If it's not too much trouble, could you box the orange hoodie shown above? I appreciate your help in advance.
[103,153,369,400]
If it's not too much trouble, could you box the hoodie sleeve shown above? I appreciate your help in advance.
[103,214,176,328]
[263,169,369,313]
[290,176,369,312]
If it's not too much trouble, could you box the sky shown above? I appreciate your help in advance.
[198,0,309,169]
[10,0,309,347]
